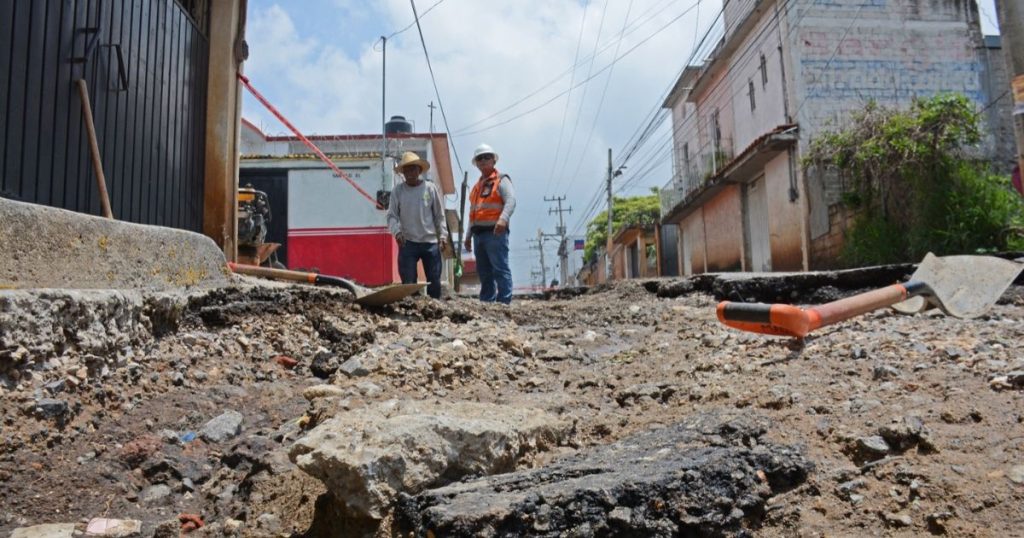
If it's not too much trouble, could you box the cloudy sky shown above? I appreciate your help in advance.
[241,0,1001,288]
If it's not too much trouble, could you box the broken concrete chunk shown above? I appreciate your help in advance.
[199,410,243,443]
[852,435,891,462]
[395,413,812,536]
[879,415,934,453]
[33,398,69,418]
[289,400,570,519]
[85,518,142,537]
[303,384,347,400]
[336,356,370,377]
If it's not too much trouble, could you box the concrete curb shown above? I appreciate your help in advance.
[0,197,231,290]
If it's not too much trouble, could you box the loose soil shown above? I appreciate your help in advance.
[1,280,1023,536]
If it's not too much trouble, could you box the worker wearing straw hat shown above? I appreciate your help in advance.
[387,151,449,299]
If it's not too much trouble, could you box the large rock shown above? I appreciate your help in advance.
[395,413,813,537]
[289,400,570,519]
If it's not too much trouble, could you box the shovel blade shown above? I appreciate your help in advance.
[893,253,1022,318]
[354,283,426,306]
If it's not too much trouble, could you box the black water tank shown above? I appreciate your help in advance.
[385,115,412,134]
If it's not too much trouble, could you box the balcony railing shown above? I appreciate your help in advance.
[659,139,733,218]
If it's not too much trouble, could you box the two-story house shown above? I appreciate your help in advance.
[660,0,1012,275]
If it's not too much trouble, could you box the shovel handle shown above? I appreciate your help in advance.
[227,263,357,293]
[717,281,929,338]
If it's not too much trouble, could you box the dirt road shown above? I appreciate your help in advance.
[1,279,1023,536]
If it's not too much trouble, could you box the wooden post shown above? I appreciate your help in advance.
[996,0,1024,175]
[203,0,247,261]
[76,79,113,219]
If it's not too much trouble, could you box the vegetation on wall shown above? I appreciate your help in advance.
[583,192,660,262]
[804,93,1023,266]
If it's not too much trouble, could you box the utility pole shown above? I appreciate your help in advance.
[605,148,613,281]
[428,101,437,134]
[380,36,388,195]
[532,230,548,288]
[530,269,543,289]
[545,195,572,287]
[605,148,624,282]
[996,0,1024,174]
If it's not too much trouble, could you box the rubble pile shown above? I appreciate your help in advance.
[1,279,1023,536]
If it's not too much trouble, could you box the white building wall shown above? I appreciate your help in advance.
[287,165,387,229]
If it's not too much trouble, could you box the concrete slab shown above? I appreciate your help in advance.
[0,197,230,290]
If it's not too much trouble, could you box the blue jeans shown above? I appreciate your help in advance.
[473,230,512,304]
[398,241,442,299]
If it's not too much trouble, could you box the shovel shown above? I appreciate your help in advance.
[227,263,425,307]
[716,253,1022,338]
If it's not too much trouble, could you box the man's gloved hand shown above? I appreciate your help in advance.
[494,219,508,235]
[395,232,405,246]
[464,236,473,252]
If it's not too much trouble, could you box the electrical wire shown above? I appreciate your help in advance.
[408,0,464,177]
[569,2,723,236]
[553,0,612,188]
[556,0,637,197]
[452,0,691,136]
[544,1,591,196]
[374,0,449,50]
[454,0,705,137]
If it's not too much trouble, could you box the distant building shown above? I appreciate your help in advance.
[659,0,1013,274]
[239,118,456,286]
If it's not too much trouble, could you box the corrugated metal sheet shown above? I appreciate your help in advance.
[0,0,208,231]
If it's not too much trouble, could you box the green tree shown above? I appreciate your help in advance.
[583,192,660,262]
[804,93,1024,265]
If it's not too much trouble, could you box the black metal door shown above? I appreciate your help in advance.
[0,0,209,232]
[659,224,680,276]
[240,169,289,267]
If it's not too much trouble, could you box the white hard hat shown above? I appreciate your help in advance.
[473,143,498,163]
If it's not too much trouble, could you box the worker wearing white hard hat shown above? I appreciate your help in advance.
[465,143,516,304]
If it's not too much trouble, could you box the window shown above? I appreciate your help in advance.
[748,80,756,112]
[760,53,768,88]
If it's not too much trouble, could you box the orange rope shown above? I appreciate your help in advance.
[238,74,384,210]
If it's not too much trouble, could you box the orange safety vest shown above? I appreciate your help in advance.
[469,172,509,229]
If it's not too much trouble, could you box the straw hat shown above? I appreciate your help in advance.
[394,151,430,173]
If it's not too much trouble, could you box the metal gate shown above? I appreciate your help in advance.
[0,0,209,231]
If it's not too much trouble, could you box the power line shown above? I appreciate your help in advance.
[452,0,693,136]
[454,0,705,138]
[408,0,464,176]
[558,0,637,197]
[544,1,592,197]
[553,0,612,189]
[376,0,449,46]
[569,3,724,236]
